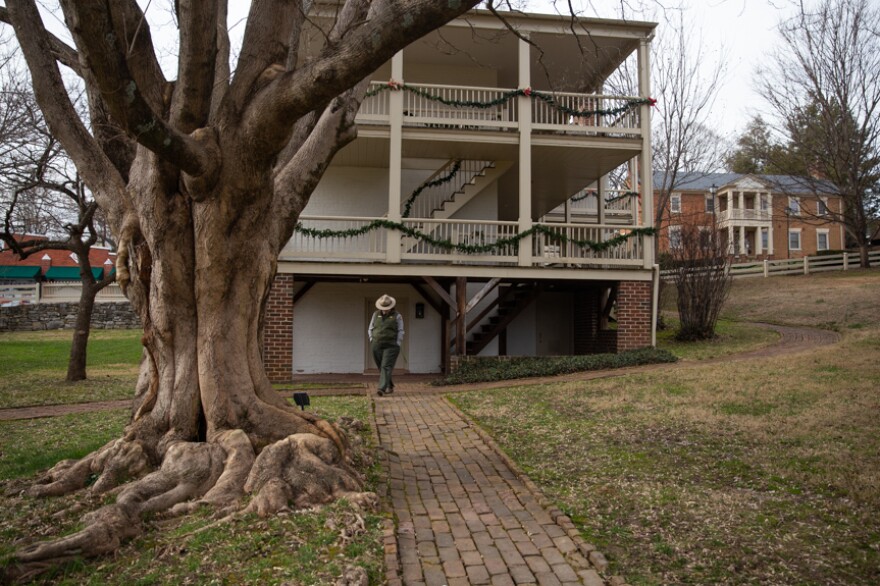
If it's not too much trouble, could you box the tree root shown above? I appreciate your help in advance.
[244,432,367,516]
[28,437,153,498]
[9,424,376,581]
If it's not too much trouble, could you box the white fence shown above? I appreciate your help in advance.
[662,250,879,281]
[0,282,126,305]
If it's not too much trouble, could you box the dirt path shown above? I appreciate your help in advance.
[0,323,840,422]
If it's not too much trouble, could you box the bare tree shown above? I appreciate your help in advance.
[0,0,493,574]
[650,10,727,235]
[669,224,732,341]
[1,73,117,382]
[757,0,880,267]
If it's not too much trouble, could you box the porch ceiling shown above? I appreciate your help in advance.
[329,132,641,219]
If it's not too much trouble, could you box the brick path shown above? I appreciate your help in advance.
[375,395,613,586]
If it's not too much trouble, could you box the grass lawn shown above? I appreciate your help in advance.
[0,396,383,586]
[454,269,880,586]
[0,329,143,409]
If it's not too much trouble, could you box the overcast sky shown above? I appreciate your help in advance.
[232,0,795,138]
[25,0,796,140]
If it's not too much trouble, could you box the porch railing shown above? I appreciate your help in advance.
[358,82,644,136]
[532,223,644,266]
[283,216,648,268]
[717,208,773,223]
[543,190,639,224]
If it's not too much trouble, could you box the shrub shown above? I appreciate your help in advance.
[433,348,677,385]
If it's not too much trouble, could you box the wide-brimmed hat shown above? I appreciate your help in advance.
[375,294,396,310]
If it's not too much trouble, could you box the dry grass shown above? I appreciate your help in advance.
[455,269,880,586]
[722,269,880,330]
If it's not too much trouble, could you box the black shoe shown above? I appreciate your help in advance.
[377,388,386,396]
[386,384,394,394]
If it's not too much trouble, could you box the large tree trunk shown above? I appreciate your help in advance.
[10,154,371,578]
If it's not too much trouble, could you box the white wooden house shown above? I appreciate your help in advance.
[262,7,659,379]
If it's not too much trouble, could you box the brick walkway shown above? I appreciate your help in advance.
[375,395,614,586]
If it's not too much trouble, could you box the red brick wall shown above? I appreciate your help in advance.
[262,273,294,383]
[617,281,652,351]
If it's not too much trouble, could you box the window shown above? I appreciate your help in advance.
[788,197,801,216]
[705,193,715,213]
[789,229,802,251]
[818,198,830,216]
[817,230,830,251]
[669,225,682,249]
[760,194,770,211]
[670,193,682,214]
[698,227,713,248]
[761,228,769,251]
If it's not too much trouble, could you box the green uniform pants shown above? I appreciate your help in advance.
[371,341,400,392]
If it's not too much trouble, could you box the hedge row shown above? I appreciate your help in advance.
[434,347,678,385]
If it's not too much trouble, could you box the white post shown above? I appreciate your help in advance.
[803,255,810,275]
[763,259,769,278]
[843,252,849,271]
[517,36,533,267]
[386,51,404,263]
[638,38,655,269]
[651,263,660,347]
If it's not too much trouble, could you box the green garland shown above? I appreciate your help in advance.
[293,218,655,255]
[365,81,656,118]
[570,190,639,203]
[402,160,462,218]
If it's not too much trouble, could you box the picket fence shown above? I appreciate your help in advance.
[0,282,126,305]
[662,250,879,281]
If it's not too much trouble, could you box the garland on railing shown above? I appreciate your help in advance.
[366,80,656,118]
[570,190,640,203]
[402,160,462,218]
[293,219,655,254]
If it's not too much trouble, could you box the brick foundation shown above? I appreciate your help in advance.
[262,274,294,383]
[617,280,653,351]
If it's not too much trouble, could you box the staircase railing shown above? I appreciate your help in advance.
[403,159,495,219]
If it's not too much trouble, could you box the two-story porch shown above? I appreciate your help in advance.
[715,177,775,257]
[263,9,659,379]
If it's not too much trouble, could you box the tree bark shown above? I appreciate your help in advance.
[65,283,96,382]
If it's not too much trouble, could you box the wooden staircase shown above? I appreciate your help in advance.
[464,282,541,355]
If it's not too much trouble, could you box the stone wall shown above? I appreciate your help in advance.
[0,301,140,331]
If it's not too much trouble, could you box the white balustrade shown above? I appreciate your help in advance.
[357,82,644,136]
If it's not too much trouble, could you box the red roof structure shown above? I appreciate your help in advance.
[0,234,116,280]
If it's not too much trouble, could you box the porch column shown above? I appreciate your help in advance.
[455,277,467,356]
[756,228,763,255]
[638,37,655,268]
[386,51,404,263]
[517,36,533,267]
[768,223,774,255]
[739,226,746,256]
